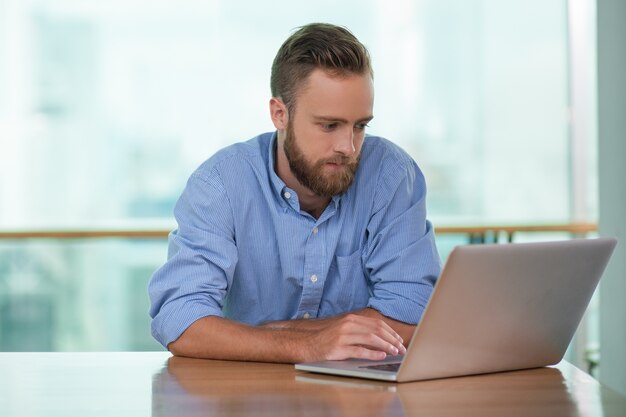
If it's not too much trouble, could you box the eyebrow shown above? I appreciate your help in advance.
[313,115,374,124]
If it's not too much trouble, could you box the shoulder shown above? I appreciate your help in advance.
[361,135,413,164]
[191,132,273,185]
[352,135,427,213]
[358,135,422,185]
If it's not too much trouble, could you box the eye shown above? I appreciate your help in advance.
[354,123,370,131]
[320,123,338,131]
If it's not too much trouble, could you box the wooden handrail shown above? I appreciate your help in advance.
[0,223,597,240]
[0,230,170,239]
[436,222,597,243]
[435,223,597,235]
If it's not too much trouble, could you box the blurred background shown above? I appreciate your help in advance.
[0,0,614,379]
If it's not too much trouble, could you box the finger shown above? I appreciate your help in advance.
[339,332,401,357]
[373,321,406,352]
[346,316,406,354]
[330,345,387,361]
[343,314,404,344]
[366,333,402,356]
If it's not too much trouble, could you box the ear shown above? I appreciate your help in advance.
[269,97,289,130]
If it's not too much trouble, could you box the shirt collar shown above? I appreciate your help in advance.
[268,131,289,199]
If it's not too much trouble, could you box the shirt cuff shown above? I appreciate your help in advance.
[151,300,224,347]
[366,283,434,325]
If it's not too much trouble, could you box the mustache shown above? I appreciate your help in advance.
[320,156,358,165]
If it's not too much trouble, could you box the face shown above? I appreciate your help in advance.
[282,69,374,197]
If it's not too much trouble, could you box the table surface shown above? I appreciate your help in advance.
[1,352,625,417]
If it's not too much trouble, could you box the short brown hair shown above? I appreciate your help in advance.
[270,23,373,113]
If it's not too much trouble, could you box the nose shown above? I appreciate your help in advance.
[335,127,356,156]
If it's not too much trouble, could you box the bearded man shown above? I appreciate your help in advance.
[149,23,441,363]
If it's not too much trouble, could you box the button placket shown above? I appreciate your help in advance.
[309,227,320,284]
[297,219,326,320]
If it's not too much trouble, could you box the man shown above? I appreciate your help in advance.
[149,23,441,363]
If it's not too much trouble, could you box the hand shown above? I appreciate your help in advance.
[299,313,407,362]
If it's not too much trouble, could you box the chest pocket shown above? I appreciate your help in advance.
[329,250,371,312]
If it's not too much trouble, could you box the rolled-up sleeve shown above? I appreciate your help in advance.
[364,158,441,324]
[148,170,238,347]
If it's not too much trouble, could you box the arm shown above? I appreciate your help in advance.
[362,152,441,329]
[262,307,414,348]
[168,313,406,363]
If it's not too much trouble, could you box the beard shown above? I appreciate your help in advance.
[284,122,360,198]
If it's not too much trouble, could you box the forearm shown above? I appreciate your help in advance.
[168,316,312,363]
[260,315,342,331]
[261,308,415,347]
[169,312,406,364]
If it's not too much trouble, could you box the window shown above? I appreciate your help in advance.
[0,0,595,351]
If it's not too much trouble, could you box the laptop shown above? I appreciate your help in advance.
[295,237,617,382]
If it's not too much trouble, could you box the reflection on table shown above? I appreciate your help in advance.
[0,352,625,417]
[154,354,626,417]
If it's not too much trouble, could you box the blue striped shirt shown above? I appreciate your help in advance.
[149,132,441,347]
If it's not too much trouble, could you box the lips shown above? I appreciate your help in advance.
[324,162,346,170]
[323,157,352,166]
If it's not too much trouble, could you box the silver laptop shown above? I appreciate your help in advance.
[295,237,617,382]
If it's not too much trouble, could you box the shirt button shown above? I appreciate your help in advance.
[310,274,318,283]
[312,227,318,235]
[303,312,311,319]
[284,191,291,199]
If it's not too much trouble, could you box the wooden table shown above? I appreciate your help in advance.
[0,352,625,417]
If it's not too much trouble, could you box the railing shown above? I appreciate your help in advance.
[0,222,600,370]
[435,222,597,243]
[0,222,598,242]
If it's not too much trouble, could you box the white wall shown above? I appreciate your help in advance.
[598,0,626,396]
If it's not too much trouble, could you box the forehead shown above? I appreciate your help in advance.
[294,69,374,119]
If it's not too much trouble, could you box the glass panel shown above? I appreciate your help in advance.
[0,0,593,352]
[0,240,165,351]
[1,0,573,228]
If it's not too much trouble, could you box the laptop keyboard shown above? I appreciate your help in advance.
[359,362,401,372]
